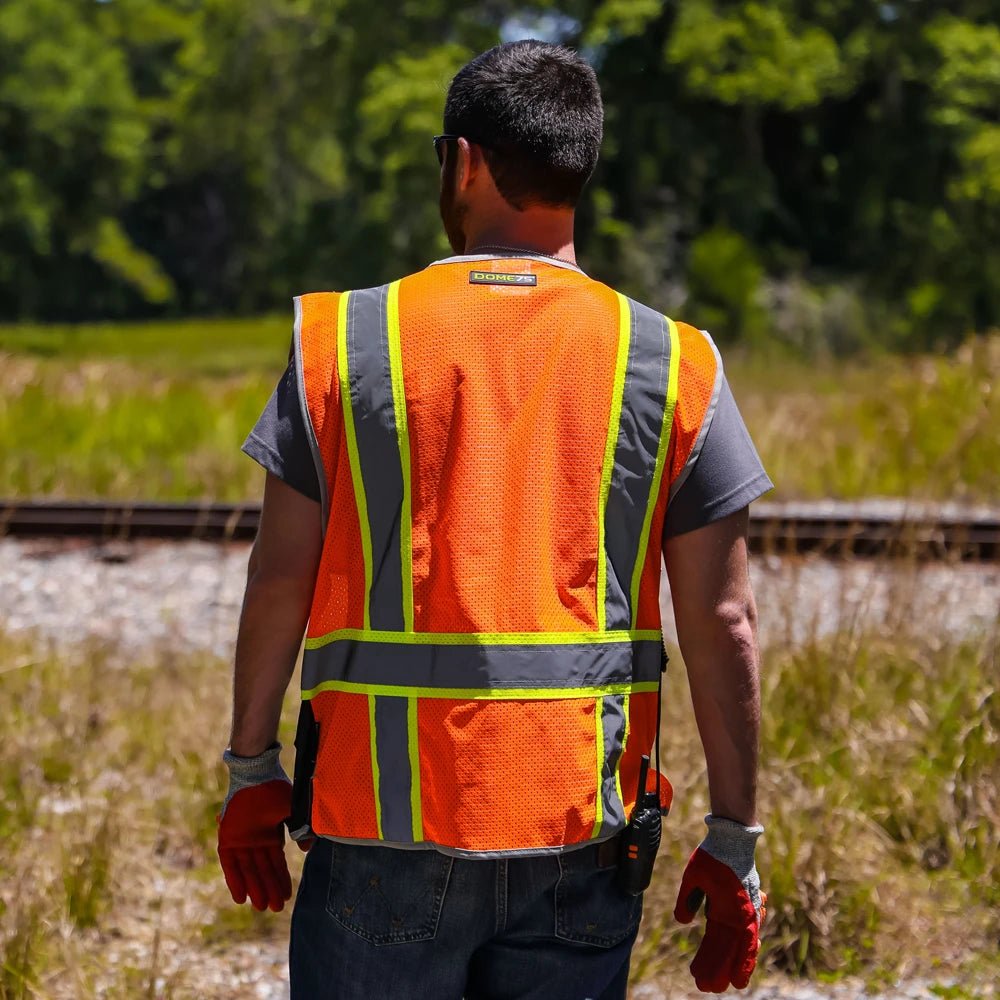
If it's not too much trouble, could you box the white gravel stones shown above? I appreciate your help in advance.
[1,539,996,659]
[631,977,985,1000]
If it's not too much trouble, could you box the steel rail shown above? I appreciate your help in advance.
[1,499,997,560]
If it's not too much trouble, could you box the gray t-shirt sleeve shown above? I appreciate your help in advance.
[664,377,773,538]
[241,358,322,503]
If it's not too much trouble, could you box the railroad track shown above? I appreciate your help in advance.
[2,499,997,560]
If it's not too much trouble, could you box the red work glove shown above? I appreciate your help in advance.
[217,744,294,913]
[674,815,766,993]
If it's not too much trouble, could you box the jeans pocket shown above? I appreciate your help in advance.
[325,842,454,946]
[554,844,643,948]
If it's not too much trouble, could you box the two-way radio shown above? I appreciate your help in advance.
[616,754,662,894]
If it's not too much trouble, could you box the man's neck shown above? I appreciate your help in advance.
[462,209,577,266]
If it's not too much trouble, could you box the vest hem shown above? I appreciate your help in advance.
[308,830,626,861]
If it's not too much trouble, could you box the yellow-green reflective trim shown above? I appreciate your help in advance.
[302,679,660,702]
[628,317,681,628]
[386,280,414,631]
[337,291,374,630]
[614,692,630,810]
[406,697,423,841]
[597,293,633,633]
[591,696,605,839]
[304,628,662,650]
[367,694,383,839]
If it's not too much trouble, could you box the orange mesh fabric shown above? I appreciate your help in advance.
[297,292,366,636]
[617,691,659,817]
[666,321,719,489]
[417,697,599,851]
[399,261,621,633]
[309,690,378,839]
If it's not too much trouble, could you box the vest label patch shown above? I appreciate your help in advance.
[469,270,537,286]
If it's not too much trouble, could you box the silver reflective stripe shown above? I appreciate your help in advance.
[293,296,330,530]
[302,639,664,693]
[345,284,405,630]
[669,330,723,505]
[603,298,672,630]
[594,694,628,840]
[373,696,414,843]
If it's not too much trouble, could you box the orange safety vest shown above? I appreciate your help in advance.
[294,255,721,857]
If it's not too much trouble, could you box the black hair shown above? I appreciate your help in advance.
[443,40,603,210]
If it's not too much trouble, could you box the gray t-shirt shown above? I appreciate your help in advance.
[242,353,772,538]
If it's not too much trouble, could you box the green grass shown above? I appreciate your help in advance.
[1,318,998,502]
[0,317,289,376]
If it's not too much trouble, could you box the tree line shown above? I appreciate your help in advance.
[2,0,998,351]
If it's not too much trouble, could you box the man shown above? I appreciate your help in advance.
[217,40,771,1000]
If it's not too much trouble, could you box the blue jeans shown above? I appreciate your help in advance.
[289,838,642,1000]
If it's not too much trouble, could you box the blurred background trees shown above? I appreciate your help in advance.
[1,0,998,351]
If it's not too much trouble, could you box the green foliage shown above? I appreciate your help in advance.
[666,1,849,109]
[2,0,1000,344]
[0,0,157,313]
[685,226,765,343]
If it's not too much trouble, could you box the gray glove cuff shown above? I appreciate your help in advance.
[701,814,765,915]
[221,743,290,814]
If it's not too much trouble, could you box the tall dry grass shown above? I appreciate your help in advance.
[0,562,997,997]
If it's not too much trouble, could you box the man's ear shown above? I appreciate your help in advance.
[456,137,481,192]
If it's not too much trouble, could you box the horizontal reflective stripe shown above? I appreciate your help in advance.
[305,628,662,649]
[301,637,663,694]
[302,679,660,702]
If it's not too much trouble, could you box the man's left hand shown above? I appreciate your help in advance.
[674,815,766,992]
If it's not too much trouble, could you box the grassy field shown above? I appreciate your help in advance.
[0,601,996,997]
[1,319,998,503]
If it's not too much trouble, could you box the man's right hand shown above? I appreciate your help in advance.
[217,745,294,912]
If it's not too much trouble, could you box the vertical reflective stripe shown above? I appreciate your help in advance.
[628,317,681,627]
[337,291,373,629]
[386,280,414,631]
[406,697,423,841]
[367,694,383,838]
[373,696,414,842]
[591,694,629,840]
[591,696,606,839]
[346,285,405,631]
[600,694,628,833]
[597,294,633,633]
[614,692,630,810]
[602,299,680,631]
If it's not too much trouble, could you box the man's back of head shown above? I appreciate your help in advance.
[443,40,604,211]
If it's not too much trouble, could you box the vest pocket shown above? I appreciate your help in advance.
[554,844,643,948]
[325,841,454,945]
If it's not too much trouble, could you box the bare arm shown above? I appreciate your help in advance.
[229,472,323,757]
[663,507,760,825]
